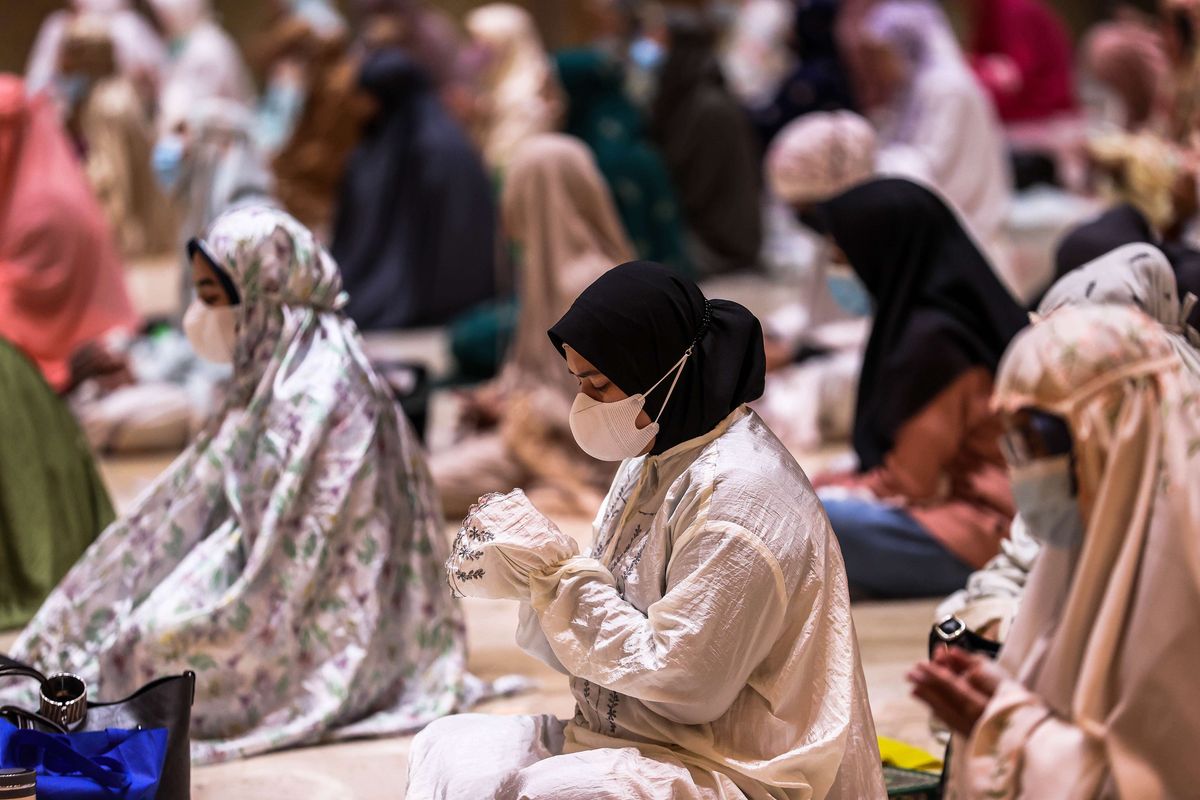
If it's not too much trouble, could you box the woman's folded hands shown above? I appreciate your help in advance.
[446,489,582,601]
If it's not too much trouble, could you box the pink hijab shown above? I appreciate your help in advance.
[967,0,1076,123]
[1082,18,1169,131]
[0,75,138,391]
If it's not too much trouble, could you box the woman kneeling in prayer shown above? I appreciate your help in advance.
[911,304,1200,798]
[410,262,886,800]
[1,206,467,763]
[810,178,1028,599]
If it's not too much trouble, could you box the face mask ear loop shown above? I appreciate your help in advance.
[651,347,693,425]
[643,299,712,425]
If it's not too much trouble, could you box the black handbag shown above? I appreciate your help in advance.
[0,656,194,800]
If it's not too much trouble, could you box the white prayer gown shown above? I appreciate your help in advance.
[869,1,1012,252]
[158,20,254,134]
[951,305,1200,798]
[412,407,885,799]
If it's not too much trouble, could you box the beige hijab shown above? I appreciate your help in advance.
[65,15,176,258]
[959,304,1200,798]
[500,132,633,397]
[466,3,561,171]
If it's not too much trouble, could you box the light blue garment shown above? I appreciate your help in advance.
[54,73,91,110]
[257,78,307,154]
[151,135,185,192]
[629,37,664,72]
[828,270,873,317]
[292,0,345,36]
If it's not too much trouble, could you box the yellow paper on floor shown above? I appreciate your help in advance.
[878,736,943,773]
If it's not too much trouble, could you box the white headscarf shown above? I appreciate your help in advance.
[176,98,274,244]
[721,0,795,108]
[865,0,1012,246]
[148,0,255,134]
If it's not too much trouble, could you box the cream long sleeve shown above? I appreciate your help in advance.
[530,523,787,725]
[508,408,885,799]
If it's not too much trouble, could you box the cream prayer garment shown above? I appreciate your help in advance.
[938,241,1200,639]
[415,407,885,799]
[950,304,1200,799]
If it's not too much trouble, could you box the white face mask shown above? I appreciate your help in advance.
[1009,455,1084,549]
[569,350,691,462]
[183,299,238,364]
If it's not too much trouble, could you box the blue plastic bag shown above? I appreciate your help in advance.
[0,719,167,799]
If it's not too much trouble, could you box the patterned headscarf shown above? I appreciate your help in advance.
[766,110,877,204]
[202,205,344,396]
[1037,241,1200,374]
[7,206,466,763]
[959,304,1200,797]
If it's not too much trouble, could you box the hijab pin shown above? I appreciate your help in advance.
[687,300,713,351]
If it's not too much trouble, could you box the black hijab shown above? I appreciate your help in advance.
[1053,203,1155,285]
[649,11,762,272]
[330,48,496,329]
[815,178,1028,470]
[548,261,765,455]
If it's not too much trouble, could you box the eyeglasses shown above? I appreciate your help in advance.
[1000,408,1073,468]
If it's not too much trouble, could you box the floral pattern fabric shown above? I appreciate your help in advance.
[954,305,1200,798]
[2,206,466,763]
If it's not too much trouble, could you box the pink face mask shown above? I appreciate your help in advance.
[567,349,691,462]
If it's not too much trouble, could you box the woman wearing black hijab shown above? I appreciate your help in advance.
[408,261,887,798]
[650,10,762,276]
[811,178,1028,599]
[749,0,858,149]
[547,261,766,456]
[330,29,496,330]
